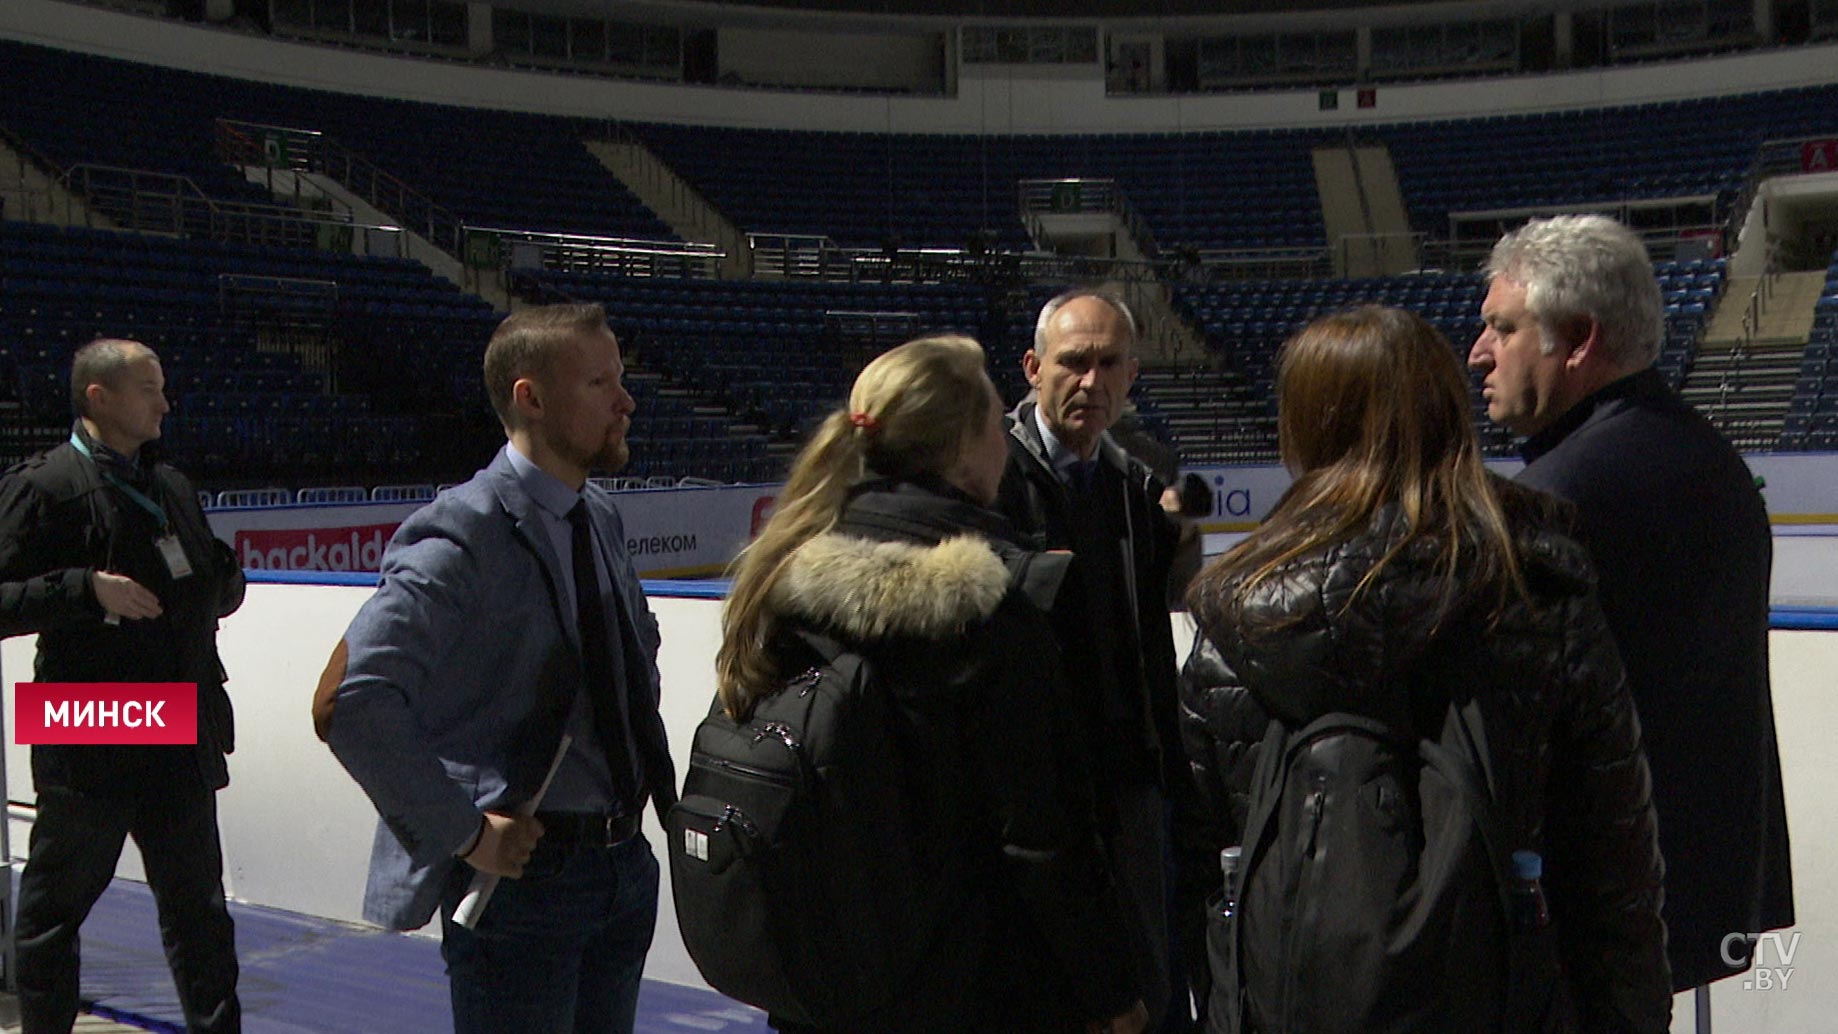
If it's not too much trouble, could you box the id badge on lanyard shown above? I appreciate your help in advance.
[157,533,194,579]
[70,431,193,581]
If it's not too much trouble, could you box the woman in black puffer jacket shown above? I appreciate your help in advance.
[718,335,1147,1034]
[1179,307,1669,1033]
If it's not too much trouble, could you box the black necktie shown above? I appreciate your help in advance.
[568,500,638,806]
[1067,459,1098,493]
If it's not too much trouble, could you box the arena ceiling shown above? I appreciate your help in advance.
[600,0,1452,13]
[498,0,1542,29]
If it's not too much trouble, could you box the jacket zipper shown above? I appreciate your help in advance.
[1280,787,1328,1029]
[692,754,799,787]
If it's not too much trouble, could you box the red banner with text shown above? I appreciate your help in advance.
[1801,140,1838,174]
[15,683,198,744]
[235,524,400,572]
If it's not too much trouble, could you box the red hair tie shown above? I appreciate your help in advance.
[849,412,880,433]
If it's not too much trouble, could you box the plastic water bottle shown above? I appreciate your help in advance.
[1219,846,1243,919]
[1510,849,1551,932]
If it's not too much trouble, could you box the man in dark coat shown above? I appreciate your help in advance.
[995,289,1193,1031]
[1470,214,1795,1002]
[0,338,244,1034]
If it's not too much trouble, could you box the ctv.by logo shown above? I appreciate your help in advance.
[1722,930,1801,991]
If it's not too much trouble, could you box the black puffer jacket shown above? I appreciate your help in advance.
[1180,479,1670,1032]
[769,477,1139,1034]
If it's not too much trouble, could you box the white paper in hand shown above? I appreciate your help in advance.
[451,734,572,930]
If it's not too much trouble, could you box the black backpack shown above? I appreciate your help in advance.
[665,628,960,1030]
[1208,684,1575,1034]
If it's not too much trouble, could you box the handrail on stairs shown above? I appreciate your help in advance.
[1016,178,1162,260]
[215,118,467,259]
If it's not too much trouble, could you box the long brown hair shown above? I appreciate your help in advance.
[716,335,994,717]
[1187,306,1524,628]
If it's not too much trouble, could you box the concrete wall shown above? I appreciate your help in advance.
[716,25,943,93]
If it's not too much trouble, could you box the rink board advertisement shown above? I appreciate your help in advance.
[208,483,780,579]
[1188,452,1838,532]
[206,454,1838,580]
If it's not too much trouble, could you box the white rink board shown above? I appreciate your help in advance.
[1,587,1834,1022]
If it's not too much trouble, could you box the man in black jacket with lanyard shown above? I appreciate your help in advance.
[1470,215,1795,1023]
[0,338,243,1034]
[995,290,1194,1032]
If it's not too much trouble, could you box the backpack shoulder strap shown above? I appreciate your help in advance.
[1420,692,1517,914]
[1222,713,1305,1032]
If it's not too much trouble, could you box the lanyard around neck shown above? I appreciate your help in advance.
[70,432,169,532]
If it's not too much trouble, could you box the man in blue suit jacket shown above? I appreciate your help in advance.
[327,304,675,1034]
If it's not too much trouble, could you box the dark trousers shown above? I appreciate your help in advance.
[1110,782,1174,1030]
[15,782,241,1034]
[439,831,659,1034]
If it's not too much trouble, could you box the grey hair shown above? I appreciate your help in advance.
[1034,288,1139,354]
[1483,214,1663,369]
[70,338,156,416]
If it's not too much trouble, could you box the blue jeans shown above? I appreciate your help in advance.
[440,831,659,1034]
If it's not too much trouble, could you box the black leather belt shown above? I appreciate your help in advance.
[535,811,641,848]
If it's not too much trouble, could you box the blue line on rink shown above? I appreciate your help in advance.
[1772,608,1838,630]
[645,578,731,599]
[243,568,1838,625]
[245,569,733,598]
[62,876,771,1034]
[244,569,379,587]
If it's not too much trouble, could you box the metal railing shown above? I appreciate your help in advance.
[1189,246,1334,281]
[217,119,731,288]
[1709,240,1788,426]
[1723,132,1838,256]
[1017,177,1162,259]
[50,164,390,251]
[214,121,354,225]
[1446,196,1724,269]
[1334,231,1428,277]
[216,118,464,258]
[217,273,341,313]
[748,233,1011,283]
[0,184,52,223]
[822,310,922,340]
[487,226,725,280]
[746,233,840,278]
[0,122,75,225]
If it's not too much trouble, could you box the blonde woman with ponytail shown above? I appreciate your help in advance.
[717,336,1147,1034]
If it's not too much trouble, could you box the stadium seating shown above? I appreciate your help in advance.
[512,269,1004,482]
[0,219,498,481]
[0,40,672,242]
[3,37,1823,479]
[1170,259,1724,458]
[1779,251,1838,451]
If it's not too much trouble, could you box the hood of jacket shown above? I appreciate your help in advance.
[773,531,1011,643]
[770,478,1018,645]
[1192,480,1591,726]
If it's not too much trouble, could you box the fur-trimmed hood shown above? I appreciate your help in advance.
[773,531,1011,643]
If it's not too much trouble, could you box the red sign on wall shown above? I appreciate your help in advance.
[235,524,400,572]
[16,683,198,745]
[1802,140,1838,174]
